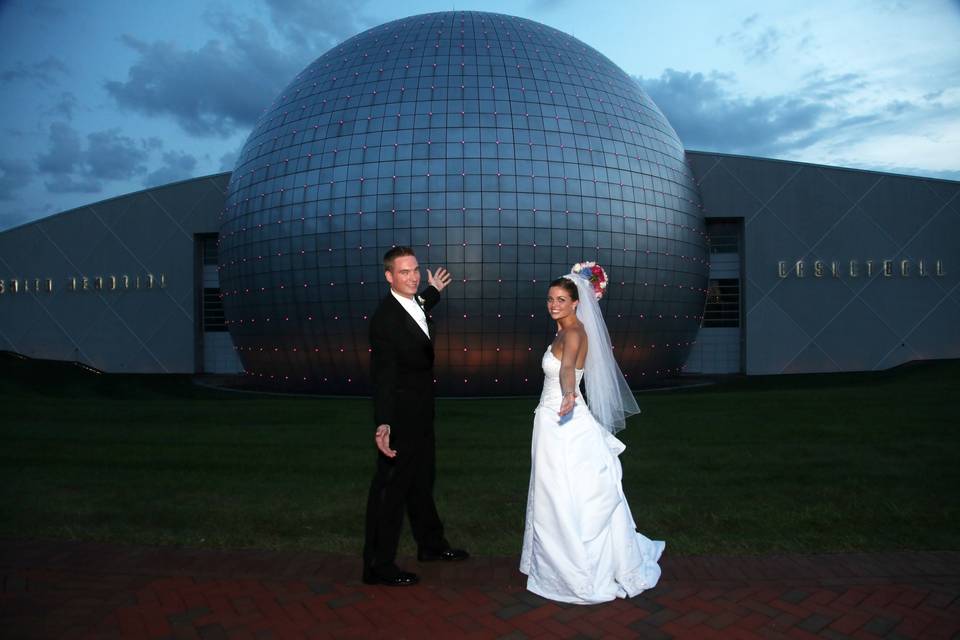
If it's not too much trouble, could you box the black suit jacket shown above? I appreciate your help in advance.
[370,286,441,432]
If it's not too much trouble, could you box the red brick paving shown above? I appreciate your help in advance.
[2,540,959,639]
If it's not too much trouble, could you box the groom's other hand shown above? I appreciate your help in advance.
[427,267,453,292]
[375,424,397,458]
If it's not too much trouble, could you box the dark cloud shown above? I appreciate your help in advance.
[637,69,829,156]
[44,176,102,194]
[36,121,83,175]
[34,123,150,193]
[262,0,369,49]
[218,149,240,172]
[799,70,868,101]
[0,199,60,231]
[885,100,916,115]
[1,0,67,19]
[45,91,78,120]
[526,0,569,9]
[0,158,33,201]
[85,129,150,181]
[0,210,32,230]
[715,14,791,63]
[144,150,198,187]
[104,14,304,137]
[0,56,68,87]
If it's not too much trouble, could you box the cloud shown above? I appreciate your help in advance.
[0,200,57,232]
[0,56,68,87]
[638,66,960,179]
[34,122,151,193]
[0,207,34,231]
[714,13,816,63]
[85,129,151,181]
[262,0,369,49]
[798,69,868,101]
[36,122,83,175]
[44,176,103,194]
[637,69,829,156]
[144,150,198,187]
[218,149,240,172]
[0,158,33,201]
[104,13,305,138]
[45,92,78,120]
[526,0,569,9]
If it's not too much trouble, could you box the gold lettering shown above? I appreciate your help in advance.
[778,261,788,277]
[866,260,874,276]
[122,275,130,289]
[831,261,840,278]
[45,278,53,293]
[936,260,945,276]
[95,276,103,290]
[159,273,166,288]
[11,279,19,293]
[849,260,858,277]
[0,279,5,294]
[136,276,141,289]
[919,260,926,276]
[883,260,893,277]
[68,277,77,291]
[900,259,910,277]
[82,276,89,290]
[795,260,805,277]
[33,278,41,291]
[814,261,824,277]
[147,273,155,289]
[109,275,116,290]
[23,278,29,292]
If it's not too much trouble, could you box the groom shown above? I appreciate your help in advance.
[362,246,469,586]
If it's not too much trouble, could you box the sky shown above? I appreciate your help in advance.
[1,0,958,231]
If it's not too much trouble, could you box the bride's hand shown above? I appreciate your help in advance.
[558,393,575,417]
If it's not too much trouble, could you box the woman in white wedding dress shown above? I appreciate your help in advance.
[520,268,664,604]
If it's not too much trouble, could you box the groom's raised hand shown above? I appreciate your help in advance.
[427,266,453,292]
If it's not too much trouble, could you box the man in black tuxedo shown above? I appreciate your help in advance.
[362,246,469,586]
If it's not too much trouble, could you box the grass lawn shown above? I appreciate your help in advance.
[1,354,957,557]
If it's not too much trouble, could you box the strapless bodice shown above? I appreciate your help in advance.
[538,347,584,411]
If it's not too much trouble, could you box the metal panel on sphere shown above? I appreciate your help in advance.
[219,11,708,395]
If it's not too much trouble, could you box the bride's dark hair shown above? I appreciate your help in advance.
[548,277,578,300]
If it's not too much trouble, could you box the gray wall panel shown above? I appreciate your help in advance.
[0,174,231,373]
[689,151,960,375]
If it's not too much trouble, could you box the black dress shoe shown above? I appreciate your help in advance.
[417,547,470,562]
[362,568,419,586]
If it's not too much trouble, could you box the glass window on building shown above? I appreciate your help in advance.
[703,278,740,327]
[201,236,219,266]
[706,221,740,254]
[202,288,227,332]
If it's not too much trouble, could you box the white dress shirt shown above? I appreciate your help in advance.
[391,289,430,337]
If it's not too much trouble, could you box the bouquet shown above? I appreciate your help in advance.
[571,261,608,300]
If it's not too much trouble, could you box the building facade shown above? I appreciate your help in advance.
[2,152,956,385]
[685,151,959,375]
[0,174,241,374]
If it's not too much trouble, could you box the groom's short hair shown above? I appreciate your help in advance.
[383,246,416,272]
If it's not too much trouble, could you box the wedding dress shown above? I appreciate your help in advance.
[519,347,664,604]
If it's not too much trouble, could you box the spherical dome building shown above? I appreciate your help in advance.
[219,11,708,395]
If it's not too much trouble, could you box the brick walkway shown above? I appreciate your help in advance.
[2,540,958,639]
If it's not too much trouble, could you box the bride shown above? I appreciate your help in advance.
[519,263,664,604]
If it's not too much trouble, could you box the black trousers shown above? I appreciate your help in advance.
[363,428,447,570]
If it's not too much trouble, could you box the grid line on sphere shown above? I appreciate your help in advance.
[220,11,707,394]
